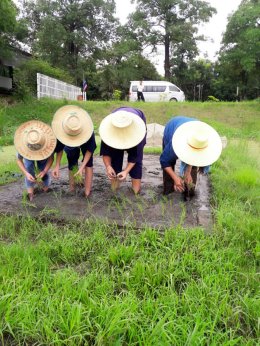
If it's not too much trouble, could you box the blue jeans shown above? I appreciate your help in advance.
[23,159,50,188]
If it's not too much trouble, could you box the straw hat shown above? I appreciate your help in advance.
[14,120,57,160]
[172,121,222,166]
[99,110,146,149]
[52,105,93,147]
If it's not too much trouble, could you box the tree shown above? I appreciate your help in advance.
[172,59,215,101]
[217,0,260,100]
[20,0,118,83]
[128,0,216,79]
[0,0,27,58]
[87,22,160,100]
[94,53,160,100]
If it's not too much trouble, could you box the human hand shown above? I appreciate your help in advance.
[36,170,46,179]
[184,171,193,185]
[52,166,60,179]
[74,166,84,177]
[117,170,127,181]
[174,176,184,192]
[25,172,36,183]
[106,165,116,180]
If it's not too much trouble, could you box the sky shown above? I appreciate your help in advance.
[115,0,242,75]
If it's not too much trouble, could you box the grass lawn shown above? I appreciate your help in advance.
[0,99,259,345]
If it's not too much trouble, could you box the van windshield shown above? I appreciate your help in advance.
[169,85,180,92]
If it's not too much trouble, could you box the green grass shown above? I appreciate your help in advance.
[0,215,259,344]
[0,99,259,344]
[0,139,259,345]
[1,98,260,145]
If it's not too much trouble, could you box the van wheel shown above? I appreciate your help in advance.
[170,98,177,102]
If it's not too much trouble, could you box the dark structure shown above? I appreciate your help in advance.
[0,47,31,93]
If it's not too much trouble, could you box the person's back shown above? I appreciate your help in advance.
[99,107,147,193]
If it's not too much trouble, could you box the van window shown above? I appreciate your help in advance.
[169,85,180,92]
[132,85,167,92]
[153,86,166,92]
[143,86,152,92]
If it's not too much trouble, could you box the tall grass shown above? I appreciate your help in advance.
[0,139,259,345]
[0,99,259,344]
[0,216,258,344]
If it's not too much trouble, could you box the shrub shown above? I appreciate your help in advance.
[112,89,122,100]
[13,58,74,100]
[207,95,220,102]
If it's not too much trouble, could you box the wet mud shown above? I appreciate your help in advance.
[0,155,212,230]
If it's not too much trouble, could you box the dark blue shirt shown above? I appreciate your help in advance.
[100,107,146,163]
[160,116,197,169]
[65,132,97,154]
[54,139,65,153]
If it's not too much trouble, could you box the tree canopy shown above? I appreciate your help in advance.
[20,0,118,80]
[1,0,260,101]
[0,0,27,58]
[216,0,260,99]
[128,0,216,79]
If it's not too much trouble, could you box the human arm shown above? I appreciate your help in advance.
[52,150,63,178]
[16,157,35,183]
[183,165,193,185]
[164,166,184,192]
[103,155,117,179]
[36,156,54,179]
[160,142,184,192]
[117,162,136,181]
[74,150,92,177]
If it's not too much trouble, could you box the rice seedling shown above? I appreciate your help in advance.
[39,206,61,218]
[71,165,84,186]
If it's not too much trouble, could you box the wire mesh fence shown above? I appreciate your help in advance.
[37,73,81,100]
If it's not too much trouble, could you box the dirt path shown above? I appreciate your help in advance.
[0,155,212,230]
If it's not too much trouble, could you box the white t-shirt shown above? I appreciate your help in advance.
[138,84,144,92]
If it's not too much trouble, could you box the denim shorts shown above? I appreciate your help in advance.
[23,159,50,188]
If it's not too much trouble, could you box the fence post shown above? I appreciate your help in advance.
[37,73,40,99]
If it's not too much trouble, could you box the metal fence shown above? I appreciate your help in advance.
[37,73,81,100]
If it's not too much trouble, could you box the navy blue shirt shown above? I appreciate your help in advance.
[100,107,146,163]
[160,116,197,169]
[65,132,97,154]
[54,139,65,153]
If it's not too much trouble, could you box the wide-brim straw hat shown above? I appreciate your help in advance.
[99,110,146,149]
[14,120,57,160]
[52,105,93,147]
[172,121,222,166]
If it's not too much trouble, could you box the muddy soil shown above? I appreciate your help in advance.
[0,155,212,230]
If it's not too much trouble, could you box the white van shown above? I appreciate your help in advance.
[129,81,185,102]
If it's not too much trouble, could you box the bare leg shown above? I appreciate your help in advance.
[69,170,75,192]
[131,178,141,194]
[27,187,34,201]
[84,167,93,197]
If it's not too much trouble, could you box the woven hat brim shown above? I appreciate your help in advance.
[14,120,57,160]
[99,113,146,149]
[52,105,94,147]
[172,121,222,166]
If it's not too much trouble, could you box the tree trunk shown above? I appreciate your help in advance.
[164,33,170,79]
